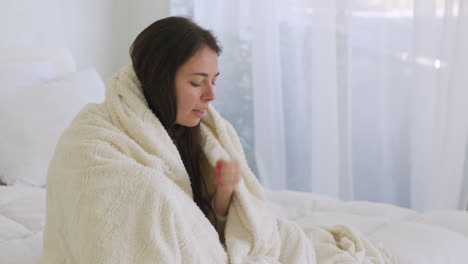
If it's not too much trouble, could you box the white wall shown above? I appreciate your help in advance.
[128,0,171,47]
[1,0,170,81]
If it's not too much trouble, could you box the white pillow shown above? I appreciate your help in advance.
[0,59,56,87]
[0,48,76,77]
[0,68,105,186]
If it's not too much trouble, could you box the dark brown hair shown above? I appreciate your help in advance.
[130,16,222,225]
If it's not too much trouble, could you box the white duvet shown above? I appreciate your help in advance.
[0,185,45,264]
[266,190,468,264]
[1,186,468,263]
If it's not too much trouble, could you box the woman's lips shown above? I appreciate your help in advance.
[193,109,206,118]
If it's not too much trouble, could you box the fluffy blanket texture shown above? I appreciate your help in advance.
[40,65,394,263]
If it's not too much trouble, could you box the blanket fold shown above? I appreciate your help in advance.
[40,64,394,264]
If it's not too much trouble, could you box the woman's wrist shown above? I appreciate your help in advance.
[213,189,233,217]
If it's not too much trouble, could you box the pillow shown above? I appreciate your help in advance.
[0,59,56,88]
[0,68,105,186]
[0,48,76,77]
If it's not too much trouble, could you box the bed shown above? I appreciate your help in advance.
[1,50,468,264]
[1,187,468,264]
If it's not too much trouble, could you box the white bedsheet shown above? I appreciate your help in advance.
[0,185,45,264]
[1,186,467,264]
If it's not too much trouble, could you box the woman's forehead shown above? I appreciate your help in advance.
[179,47,219,76]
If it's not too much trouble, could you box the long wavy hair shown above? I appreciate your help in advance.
[130,16,222,225]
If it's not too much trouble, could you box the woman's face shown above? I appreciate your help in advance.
[174,46,219,127]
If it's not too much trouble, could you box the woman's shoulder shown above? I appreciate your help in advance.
[59,102,123,142]
[51,102,133,165]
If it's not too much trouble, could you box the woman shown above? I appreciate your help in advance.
[130,16,240,233]
[40,16,392,264]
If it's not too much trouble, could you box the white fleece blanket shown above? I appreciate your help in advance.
[40,64,394,263]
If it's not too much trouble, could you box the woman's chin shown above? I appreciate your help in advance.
[187,122,200,127]
[176,119,201,127]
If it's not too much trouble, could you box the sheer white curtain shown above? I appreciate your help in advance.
[171,0,468,211]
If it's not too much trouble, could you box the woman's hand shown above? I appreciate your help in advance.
[215,160,240,193]
[213,160,240,217]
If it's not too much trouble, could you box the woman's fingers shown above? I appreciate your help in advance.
[215,160,223,186]
[214,160,240,190]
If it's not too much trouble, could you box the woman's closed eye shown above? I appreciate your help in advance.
[190,81,202,87]
[190,81,217,87]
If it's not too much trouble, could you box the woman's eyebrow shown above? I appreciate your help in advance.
[191,72,220,77]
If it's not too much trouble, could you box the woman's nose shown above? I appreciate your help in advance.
[203,84,216,102]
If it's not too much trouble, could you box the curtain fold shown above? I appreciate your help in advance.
[171,0,468,210]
